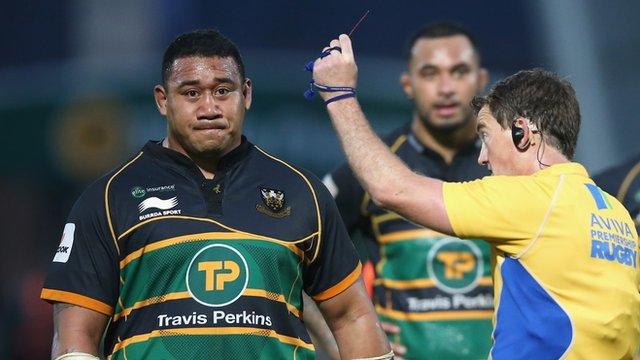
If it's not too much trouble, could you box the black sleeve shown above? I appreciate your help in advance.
[322,162,367,234]
[40,178,119,316]
[302,176,361,301]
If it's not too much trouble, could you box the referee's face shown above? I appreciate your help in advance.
[402,35,487,131]
[154,56,252,158]
[477,106,526,176]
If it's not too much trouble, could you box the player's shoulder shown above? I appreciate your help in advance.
[380,123,412,147]
[251,144,333,203]
[76,147,151,207]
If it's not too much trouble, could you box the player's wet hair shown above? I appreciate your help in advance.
[472,69,581,159]
[404,21,481,63]
[161,29,245,85]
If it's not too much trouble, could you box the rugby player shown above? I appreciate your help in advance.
[319,22,493,359]
[41,29,391,360]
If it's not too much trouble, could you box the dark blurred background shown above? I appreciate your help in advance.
[1,1,639,358]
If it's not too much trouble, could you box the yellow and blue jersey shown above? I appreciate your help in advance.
[443,163,640,359]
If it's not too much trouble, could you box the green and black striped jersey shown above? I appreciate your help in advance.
[324,124,493,360]
[42,137,361,359]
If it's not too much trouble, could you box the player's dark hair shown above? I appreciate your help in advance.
[404,21,481,63]
[161,29,245,85]
[472,69,581,159]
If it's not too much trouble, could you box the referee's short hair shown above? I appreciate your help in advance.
[472,69,581,159]
[404,21,481,63]
[161,29,245,85]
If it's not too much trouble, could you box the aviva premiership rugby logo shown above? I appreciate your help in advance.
[427,237,484,294]
[256,187,291,218]
[186,244,249,307]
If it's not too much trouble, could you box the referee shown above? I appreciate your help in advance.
[313,34,639,359]
[41,29,391,360]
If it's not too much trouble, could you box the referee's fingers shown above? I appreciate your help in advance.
[338,34,354,62]
[329,39,340,53]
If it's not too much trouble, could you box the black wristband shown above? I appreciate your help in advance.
[324,92,356,105]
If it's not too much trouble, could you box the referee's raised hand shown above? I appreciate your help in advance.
[312,34,358,101]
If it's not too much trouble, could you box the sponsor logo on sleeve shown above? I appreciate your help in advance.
[53,223,76,263]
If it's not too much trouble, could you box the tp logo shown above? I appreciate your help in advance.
[436,252,476,279]
[427,237,483,294]
[186,244,249,307]
[199,260,240,291]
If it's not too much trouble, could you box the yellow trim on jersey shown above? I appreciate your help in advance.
[371,212,401,240]
[110,326,315,354]
[254,146,323,263]
[374,276,493,289]
[113,288,301,322]
[41,288,114,316]
[105,151,144,255]
[118,215,317,246]
[617,160,640,202]
[375,305,493,321]
[378,229,446,244]
[119,231,305,269]
[244,288,301,317]
[313,262,362,301]
[360,135,407,217]
[113,291,190,321]
[372,211,403,224]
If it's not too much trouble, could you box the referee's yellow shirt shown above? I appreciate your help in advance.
[444,163,640,359]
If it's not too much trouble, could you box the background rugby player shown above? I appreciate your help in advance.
[317,22,493,359]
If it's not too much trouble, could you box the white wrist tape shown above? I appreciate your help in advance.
[54,352,100,360]
[354,350,395,360]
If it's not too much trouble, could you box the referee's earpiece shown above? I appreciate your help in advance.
[511,118,531,150]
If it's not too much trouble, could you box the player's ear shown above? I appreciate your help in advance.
[154,85,168,116]
[242,78,252,110]
[400,72,413,100]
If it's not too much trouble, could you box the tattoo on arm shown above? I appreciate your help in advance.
[51,303,106,358]
[53,303,74,317]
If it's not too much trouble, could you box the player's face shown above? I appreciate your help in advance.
[402,36,487,130]
[155,56,252,158]
[476,106,525,176]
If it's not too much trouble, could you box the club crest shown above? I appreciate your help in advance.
[257,187,291,218]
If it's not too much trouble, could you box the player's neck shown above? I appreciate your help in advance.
[162,138,232,180]
[411,116,477,165]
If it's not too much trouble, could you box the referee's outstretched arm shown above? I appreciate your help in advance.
[312,34,454,235]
